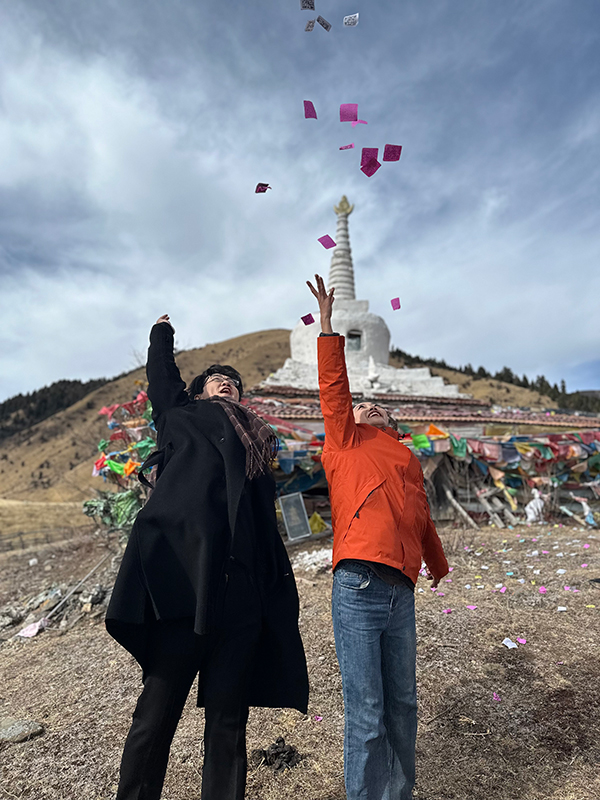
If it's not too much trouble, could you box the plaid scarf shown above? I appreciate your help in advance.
[209,397,279,479]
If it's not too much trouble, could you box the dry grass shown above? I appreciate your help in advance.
[0,329,292,505]
[1,524,599,799]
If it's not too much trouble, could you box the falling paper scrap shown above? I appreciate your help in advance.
[300,0,315,9]
[301,313,315,326]
[255,183,271,193]
[361,147,379,166]
[318,234,336,249]
[339,143,355,150]
[317,15,332,31]
[383,144,402,162]
[361,158,381,177]
[343,13,359,26]
[502,637,518,649]
[340,103,358,122]
[304,100,317,119]
[351,120,368,127]
[390,297,401,310]
[305,19,316,31]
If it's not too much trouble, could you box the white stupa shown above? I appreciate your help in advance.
[263,196,463,398]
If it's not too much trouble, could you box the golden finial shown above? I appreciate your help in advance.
[334,195,354,215]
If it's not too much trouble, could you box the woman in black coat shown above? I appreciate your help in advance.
[106,315,309,800]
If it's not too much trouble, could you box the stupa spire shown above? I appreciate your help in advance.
[328,196,356,300]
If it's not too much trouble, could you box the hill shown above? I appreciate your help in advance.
[0,328,570,520]
[0,329,291,509]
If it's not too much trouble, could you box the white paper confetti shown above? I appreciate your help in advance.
[503,637,518,649]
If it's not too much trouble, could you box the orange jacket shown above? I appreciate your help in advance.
[318,335,449,584]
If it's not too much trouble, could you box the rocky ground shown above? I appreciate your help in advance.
[1,523,599,800]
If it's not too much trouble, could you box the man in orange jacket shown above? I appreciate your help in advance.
[307,275,449,800]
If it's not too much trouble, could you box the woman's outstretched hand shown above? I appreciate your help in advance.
[306,274,335,334]
[156,314,174,332]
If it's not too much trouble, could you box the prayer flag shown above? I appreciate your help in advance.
[304,100,317,119]
[300,0,315,9]
[255,183,271,193]
[340,103,358,122]
[317,15,332,31]
[305,19,315,31]
[301,313,315,326]
[317,234,336,249]
[339,143,355,150]
[390,297,401,310]
[343,13,359,26]
[383,144,403,162]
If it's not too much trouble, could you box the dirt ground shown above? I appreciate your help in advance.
[1,523,599,800]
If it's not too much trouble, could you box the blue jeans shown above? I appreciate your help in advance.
[332,564,417,800]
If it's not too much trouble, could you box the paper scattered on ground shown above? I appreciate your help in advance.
[291,547,333,573]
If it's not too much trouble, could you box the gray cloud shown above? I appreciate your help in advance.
[1,0,599,400]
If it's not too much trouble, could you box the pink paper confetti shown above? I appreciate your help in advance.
[442,609,452,614]
[445,579,452,582]
[466,605,477,610]
[383,144,402,162]
[304,100,317,119]
[361,158,381,177]
[449,567,454,571]
[339,143,355,150]
[361,147,379,167]
[313,715,323,721]
[255,183,271,193]
[564,586,571,591]
[584,543,590,549]
[581,563,588,568]
[542,550,549,554]
[351,119,368,127]
[539,586,547,594]
[500,586,507,594]
[516,637,527,644]
[340,103,358,122]
[301,313,315,326]
[390,297,401,310]
[317,234,336,249]
[493,692,502,702]
[436,592,445,596]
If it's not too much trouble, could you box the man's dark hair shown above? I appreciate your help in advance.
[187,365,244,399]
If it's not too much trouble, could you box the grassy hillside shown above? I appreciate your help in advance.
[0,327,581,519]
[0,329,291,507]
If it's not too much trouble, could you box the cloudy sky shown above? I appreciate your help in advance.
[1,0,599,401]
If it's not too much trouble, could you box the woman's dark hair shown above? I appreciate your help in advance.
[187,365,244,399]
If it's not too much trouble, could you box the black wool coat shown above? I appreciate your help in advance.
[106,322,309,713]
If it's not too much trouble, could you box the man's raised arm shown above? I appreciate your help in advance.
[146,314,189,422]
[307,274,358,451]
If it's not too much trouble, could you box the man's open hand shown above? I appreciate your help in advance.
[426,571,440,590]
[306,274,335,334]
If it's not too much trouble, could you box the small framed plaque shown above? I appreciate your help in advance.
[278,492,311,542]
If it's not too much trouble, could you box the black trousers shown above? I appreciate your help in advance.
[116,562,262,800]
